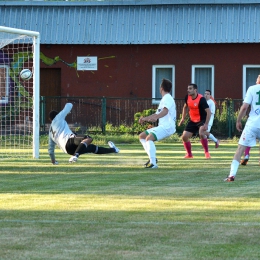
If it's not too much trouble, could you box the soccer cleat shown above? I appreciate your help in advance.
[146,163,158,169]
[240,158,249,165]
[144,160,150,167]
[184,155,193,159]
[69,155,78,163]
[108,141,120,153]
[184,154,193,159]
[205,152,211,159]
[215,140,220,148]
[224,176,235,182]
[144,158,158,167]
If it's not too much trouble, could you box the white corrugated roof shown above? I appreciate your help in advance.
[1,1,260,44]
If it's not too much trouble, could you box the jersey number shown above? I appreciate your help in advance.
[256,91,260,105]
[50,126,56,138]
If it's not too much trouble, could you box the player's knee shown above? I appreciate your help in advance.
[181,133,186,141]
[145,134,155,141]
[84,135,93,143]
[139,132,147,139]
[81,137,93,145]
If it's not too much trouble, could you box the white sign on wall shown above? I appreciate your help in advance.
[77,56,98,70]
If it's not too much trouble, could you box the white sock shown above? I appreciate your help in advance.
[208,133,217,143]
[146,140,157,165]
[140,138,148,155]
[229,160,239,177]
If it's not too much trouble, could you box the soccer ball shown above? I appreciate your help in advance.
[20,69,32,80]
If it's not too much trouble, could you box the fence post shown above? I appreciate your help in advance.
[231,100,234,135]
[227,99,232,138]
[101,97,106,134]
[40,96,45,132]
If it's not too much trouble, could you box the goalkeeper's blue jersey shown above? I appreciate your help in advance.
[48,103,74,155]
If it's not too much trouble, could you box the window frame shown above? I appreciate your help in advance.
[152,65,175,105]
[242,65,260,98]
[191,65,214,97]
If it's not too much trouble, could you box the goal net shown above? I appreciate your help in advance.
[0,26,40,159]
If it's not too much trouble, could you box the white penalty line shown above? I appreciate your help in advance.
[0,219,260,226]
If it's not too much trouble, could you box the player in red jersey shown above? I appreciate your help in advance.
[178,83,211,159]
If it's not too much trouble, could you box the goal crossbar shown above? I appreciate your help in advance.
[0,26,40,37]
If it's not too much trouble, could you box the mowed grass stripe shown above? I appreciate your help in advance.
[0,143,260,260]
[1,219,260,227]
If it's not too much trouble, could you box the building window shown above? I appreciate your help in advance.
[152,65,175,104]
[0,65,9,104]
[192,65,214,97]
[243,65,260,98]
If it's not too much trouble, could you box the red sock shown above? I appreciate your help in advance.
[244,147,251,156]
[200,138,208,153]
[183,141,192,156]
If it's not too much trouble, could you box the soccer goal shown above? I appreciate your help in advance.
[0,26,40,159]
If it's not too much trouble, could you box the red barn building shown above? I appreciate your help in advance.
[1,0,260,100]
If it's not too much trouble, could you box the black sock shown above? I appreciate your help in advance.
[95,146,115,154]
[73,143,115,155]
[74,143,87,156]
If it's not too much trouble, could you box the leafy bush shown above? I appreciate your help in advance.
[133,108,157,134]
[211,99,247,138]
[176,113,189,134]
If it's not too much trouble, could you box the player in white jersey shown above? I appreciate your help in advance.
[48,103,119,164]
[224,74,260,181]
[204,90,220,148]
[240,75,260,166]
[139,78,176,168]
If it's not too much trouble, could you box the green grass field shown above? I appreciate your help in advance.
[0,142,260,260]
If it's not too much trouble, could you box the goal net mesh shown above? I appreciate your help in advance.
[0,32,35,158]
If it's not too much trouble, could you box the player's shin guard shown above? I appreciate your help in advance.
[75,144,100,154]
[183,141,192,157]
[200,138,209,153]
[230,160,239,177]
[87,144,114,154]
[95,145,115,154]
[140,138,148,155]
[146,140,157,165]
[74,142,88,156]
[244,147,251,158]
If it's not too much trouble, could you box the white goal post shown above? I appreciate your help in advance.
[0,26,40,159]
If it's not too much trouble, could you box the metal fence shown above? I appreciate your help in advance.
[40,96,244,137]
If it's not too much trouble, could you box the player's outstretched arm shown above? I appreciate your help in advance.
[58,103,73,119]
[139,113,157,123]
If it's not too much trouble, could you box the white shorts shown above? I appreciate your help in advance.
[207,115,214,132]
[145,125,175,141]
[238,125,260,147]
